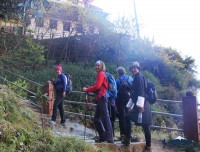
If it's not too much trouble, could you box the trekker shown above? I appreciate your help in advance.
[115,67,133,140]
[50,64,66,127]
[122,61,152,151]
[82,60,114,143]
[108,97,116,137]
[107,95,116,138]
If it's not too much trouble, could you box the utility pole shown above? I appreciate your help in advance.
[133,0,140,39]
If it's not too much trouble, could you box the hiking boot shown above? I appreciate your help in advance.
[122,136,131,146]
[131,134,140,142]
[95,138,105,143]
[49,120,56,126]
[60,122,67,128]
[118,134,125,141]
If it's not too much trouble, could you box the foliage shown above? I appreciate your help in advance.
[0,85,99,152]
[0,33,45,71]
[7,78,28,98]
[0,0,24,20]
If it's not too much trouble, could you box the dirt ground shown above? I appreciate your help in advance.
[151,139,178,152]
[27,101,180,152]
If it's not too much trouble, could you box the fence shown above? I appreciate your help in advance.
[0,68,199,141]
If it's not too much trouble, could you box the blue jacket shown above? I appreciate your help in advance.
[54,73,66,93]
[116,74,133,93]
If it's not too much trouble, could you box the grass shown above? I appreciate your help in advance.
[0,84,102,152]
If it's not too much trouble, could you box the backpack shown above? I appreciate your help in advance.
[105,72,117,99]
[118,76,132,95]
[144,78,157,104]
[62,73,72,93]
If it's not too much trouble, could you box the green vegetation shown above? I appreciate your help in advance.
[1,0,200,149]
[0,85,99,152]
[0,33,45,71]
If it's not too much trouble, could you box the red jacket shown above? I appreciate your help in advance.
[86,71,108,101]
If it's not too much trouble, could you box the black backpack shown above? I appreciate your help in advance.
[144,78,157,104]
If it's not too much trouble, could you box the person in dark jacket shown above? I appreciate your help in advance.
[122,61,152,151]
[115,67,133,139]
[49,64,66,127]
[83,60,114,143]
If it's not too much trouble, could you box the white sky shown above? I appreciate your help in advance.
[92,0,200,79]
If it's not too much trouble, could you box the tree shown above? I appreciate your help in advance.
[0,33,45,71]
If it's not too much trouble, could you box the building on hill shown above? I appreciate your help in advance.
[0,0,107,39]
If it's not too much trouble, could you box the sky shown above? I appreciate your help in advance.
[91,0,200,80]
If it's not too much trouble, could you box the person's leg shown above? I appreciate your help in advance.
[51,94,61,122]
[122,112,132,146]
[125,113,132,139]
[98,98,114,143]
[142,125,151,148]
[57,96,65,123]
[110,104,116,137]
[116,99,126,137]
[94,100,106,142]
[108,98,116,137]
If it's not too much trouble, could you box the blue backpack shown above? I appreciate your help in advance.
[105,72,117,99]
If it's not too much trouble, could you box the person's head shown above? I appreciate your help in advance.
[186,90,194,97]
[116,67,126,76]
[55,64,62,75]
[129,61,140,75]
[95,60,106,72]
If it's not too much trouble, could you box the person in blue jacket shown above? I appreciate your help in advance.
[50,64,66,126]
[116,67,133,140]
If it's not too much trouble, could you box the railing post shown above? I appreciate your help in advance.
[182,91,199,142]
[42,81,54,116]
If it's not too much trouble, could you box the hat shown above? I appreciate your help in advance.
[56,64,62,72]
[129,61,140,71]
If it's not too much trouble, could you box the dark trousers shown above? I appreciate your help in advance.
[108,100,116,136]
[125,114,151,147]
[94,97,114,143]
[116,99,128,136]
[51,92,66,123]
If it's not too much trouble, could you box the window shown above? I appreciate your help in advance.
[63,22,70,31]
[35,18,43,27]
[76,24,83,33]
[49,19,57,29]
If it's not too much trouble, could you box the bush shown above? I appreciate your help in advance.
[0,85,99,152]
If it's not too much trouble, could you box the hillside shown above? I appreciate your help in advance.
[0,84,99,152]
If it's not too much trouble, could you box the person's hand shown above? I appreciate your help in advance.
[52,78,55,82]
[62,92,66,97]
[139,107,144,113]
[128,108,131,111]
[82,87,87,92]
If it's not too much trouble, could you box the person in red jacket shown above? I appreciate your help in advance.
[83,60,114,143]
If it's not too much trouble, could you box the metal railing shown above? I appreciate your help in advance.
[63,94,184,132]
[0,69,185,133]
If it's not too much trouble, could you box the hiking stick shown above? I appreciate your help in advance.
[84,92,90,140]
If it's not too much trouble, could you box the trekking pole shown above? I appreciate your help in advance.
[84,92,90,140]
